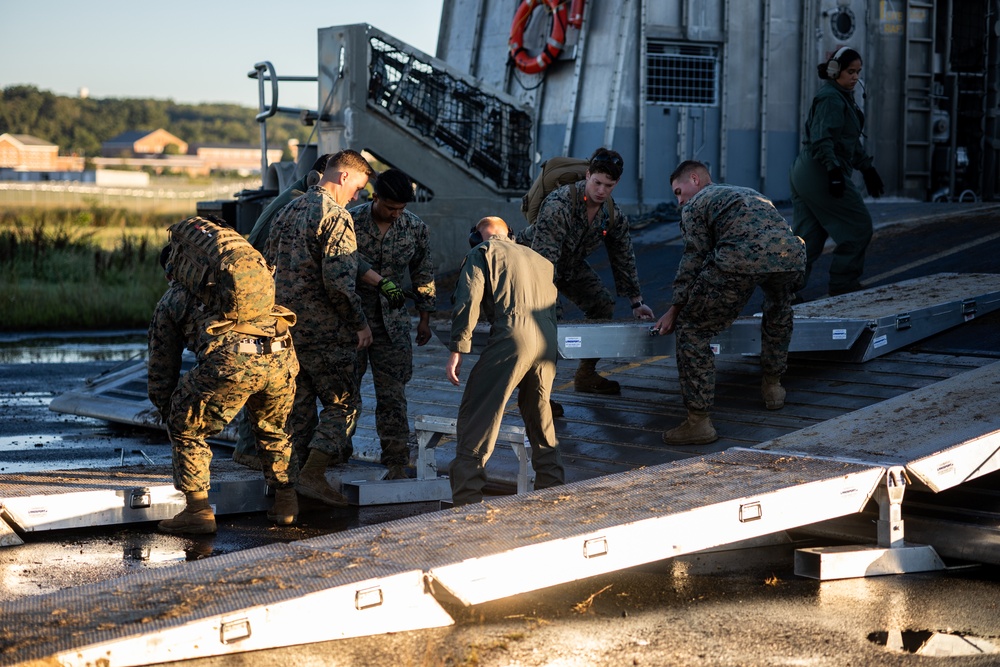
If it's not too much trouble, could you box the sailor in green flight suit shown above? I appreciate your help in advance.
[789,46,884,298]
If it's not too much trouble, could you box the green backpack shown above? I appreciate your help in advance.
[167,215,276,334]
[520,156,616,229]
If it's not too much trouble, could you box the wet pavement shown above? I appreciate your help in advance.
[2,201,1000,665]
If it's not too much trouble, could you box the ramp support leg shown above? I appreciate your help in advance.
[511,435,535,494]
[794,466,945,580]
[877,466,906,548]
[0,508,25,547]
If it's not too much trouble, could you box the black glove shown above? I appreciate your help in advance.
[377,277,405,308]
[827,168,846,198]
[862,167,885,198]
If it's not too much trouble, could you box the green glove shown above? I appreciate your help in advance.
[378,277,405,308]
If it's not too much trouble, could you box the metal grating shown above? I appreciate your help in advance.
[367,36,533,191]
[646,41,719,106]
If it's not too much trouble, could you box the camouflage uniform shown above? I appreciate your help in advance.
[672,184,806,411]
[233,179,372,466]
[448,236,564,506]
[349,202,436,466]
[519,180,642,318]
[266,184,366,463]
[147,283,297,493]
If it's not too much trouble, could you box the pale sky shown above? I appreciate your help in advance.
[1,0,445,108]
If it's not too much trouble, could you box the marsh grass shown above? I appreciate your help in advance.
[1,207,178,330]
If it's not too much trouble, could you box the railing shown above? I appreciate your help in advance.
[366,35,533,192]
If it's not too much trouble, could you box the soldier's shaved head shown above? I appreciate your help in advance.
[476,216,509,241]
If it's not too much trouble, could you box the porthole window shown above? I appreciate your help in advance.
[830,7,856,41]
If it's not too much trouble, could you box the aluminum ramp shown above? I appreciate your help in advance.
[6,363,1000,664]
[557,273,1000,361]
[0,459,386,535]
[0,542,454,667]
[0,450,883,667]
[753,360,1000,492]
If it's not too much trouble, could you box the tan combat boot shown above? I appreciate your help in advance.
[267,487,299,525]
[661,410,718,446]
[295,450,349,507]
[762,375,786,410]
[574,358,621,395]
[158,491,217,535]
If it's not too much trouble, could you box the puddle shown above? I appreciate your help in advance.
[869,630,1000,656]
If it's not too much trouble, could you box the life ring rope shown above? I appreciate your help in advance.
[509,0,569,75]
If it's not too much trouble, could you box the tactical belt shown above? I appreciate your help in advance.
[236,335,291,355]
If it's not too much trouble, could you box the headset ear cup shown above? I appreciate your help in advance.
[826,59,840,79]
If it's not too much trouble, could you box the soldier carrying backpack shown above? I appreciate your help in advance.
[148,215,301,534]
[516,148,655,407]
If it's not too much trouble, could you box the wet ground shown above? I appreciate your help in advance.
[2,201,1000,665]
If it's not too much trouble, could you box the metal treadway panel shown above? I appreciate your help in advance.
[0,460,270,532]
[556,273,1000,361]
[556,317,869,359]
[0,543,454,667]
[298,450,883,606]
[755,360,1000,492]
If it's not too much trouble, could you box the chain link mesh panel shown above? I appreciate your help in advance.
[367,36,533,191]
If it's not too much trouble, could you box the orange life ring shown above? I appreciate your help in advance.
[509,0,568,75]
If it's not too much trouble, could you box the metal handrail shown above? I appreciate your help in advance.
[247,61,319,176]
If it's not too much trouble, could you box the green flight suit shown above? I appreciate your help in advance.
[789,80,875,295]
[448,236,564,505]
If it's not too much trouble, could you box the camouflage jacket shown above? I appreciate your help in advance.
[449,236,557,355]
[349,202,437,345]
[672,184,806,307]
[527,180,642,298]
[146,282,283,415]
[266,184,365,348]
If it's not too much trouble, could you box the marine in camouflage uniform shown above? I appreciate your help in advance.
[147,279,299,534]
[233,153,388,471]
[519,148,654,398]
[265,149,374,506]
[349,168,436,475]
[656,161,805,446]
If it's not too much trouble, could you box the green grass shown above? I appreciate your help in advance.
[0,208,174,331]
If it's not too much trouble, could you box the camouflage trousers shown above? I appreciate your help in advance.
[357,315,412,467]
[288,345,361,463]
[675,264,803,412]
[166,338,298,493]
[554,261,616,321]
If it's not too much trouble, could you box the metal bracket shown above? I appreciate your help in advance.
[794,466,945,580]
[895,314,912,331]
[962,298,977,320]
[129,487,151,509]
[877,466,907,548]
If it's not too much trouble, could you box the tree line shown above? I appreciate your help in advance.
[0,85,313,160]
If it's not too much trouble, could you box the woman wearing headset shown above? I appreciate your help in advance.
[789,46,884,298]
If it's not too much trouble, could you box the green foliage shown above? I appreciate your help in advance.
[0,85,312,158]
[0,209,170,330]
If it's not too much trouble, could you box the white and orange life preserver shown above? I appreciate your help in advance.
[508,0,569,75]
